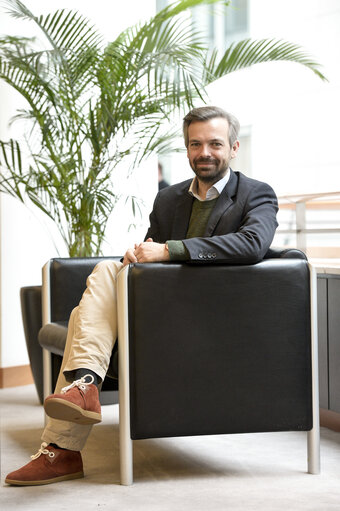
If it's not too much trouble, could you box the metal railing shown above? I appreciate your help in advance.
[275,191,340,259]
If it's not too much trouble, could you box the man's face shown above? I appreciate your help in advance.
[186,118,239,184]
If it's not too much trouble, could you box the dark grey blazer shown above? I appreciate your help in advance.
[145,170,279,264]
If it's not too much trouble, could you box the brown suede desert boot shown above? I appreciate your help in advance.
[44,374,102,425]
[5,443,84,486]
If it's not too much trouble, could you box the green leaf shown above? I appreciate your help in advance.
[205,38,328,83]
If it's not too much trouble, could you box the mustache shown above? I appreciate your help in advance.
[194,157,218,164]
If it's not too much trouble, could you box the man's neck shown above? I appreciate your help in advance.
[196,170,230,200]
[196,180,211,200]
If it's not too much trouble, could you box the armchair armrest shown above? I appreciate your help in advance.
[264,246,307,260]
[39,256,122,396]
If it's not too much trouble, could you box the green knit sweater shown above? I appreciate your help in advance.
[167,197,218,260]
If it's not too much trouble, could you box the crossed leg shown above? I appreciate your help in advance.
[42,259,123,451]
[5,259,124,485]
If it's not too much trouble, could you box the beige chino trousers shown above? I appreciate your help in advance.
[42,259,123,451]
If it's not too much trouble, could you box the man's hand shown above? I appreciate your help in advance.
[123,238,169,266]
[122,247,137,267]
[134,238,170,263]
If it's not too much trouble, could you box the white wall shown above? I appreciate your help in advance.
[162,0,340,197]
[0,0,157,369]
[208,0,340,196]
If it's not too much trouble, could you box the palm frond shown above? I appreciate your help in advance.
[116,0,227,53]
[4,0,103,54]
[204,38,328,83]
[0,139,25,200]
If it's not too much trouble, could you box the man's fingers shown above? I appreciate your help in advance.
[134,242,168,263]
[123,247,137,266]
[129,250,138,262]
[135,242,149,260]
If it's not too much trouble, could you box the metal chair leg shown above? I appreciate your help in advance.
[42,261,53,425]
[307,264,320,474]
[117,266,133,485]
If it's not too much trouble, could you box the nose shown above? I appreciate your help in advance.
[199,144,211,157]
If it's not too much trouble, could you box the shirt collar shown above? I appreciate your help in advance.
[189,169,231,201]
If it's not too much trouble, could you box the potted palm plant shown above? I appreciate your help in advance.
[0,0,326,257]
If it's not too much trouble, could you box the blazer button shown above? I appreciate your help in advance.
[212,253,217,258]
[198,253,203,259]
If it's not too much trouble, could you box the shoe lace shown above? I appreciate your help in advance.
[61,374,94,394]
[31,442,55,460]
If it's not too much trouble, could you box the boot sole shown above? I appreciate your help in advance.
[44,398,102,425]
[5,471,84,486]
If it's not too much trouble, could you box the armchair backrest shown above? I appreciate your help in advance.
[45,257,122,323]
[125,257,313,439]
[45,249,304,323]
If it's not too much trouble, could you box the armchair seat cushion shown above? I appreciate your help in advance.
[38,322,68,357]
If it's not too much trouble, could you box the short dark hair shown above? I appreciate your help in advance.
[183,106,240,147]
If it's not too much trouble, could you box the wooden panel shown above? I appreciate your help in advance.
[320,408,340,432]
[317,277,328,409]
[307,247,340,258]
[0,364,34,388]
[328,277,340,412]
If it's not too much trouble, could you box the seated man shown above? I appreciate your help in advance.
[5,106,278,486]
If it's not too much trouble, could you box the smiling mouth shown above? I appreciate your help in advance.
[196,164,216,171]
[195,160,217,167]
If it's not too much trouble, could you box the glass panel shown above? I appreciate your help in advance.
[156,0,168,12]
[225,0,249,37]
[232,129,252,177]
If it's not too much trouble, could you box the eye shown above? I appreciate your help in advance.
[190,142,200,147]
[212,142,222,147]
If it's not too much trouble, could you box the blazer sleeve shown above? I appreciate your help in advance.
[182,181,278,264]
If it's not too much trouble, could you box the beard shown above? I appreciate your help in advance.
[190,157,229,184]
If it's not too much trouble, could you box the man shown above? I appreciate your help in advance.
[158,162,169,190]
[5,106,278,486]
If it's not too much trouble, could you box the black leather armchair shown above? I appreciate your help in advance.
[37,249,320,484]
[116,253,320,484]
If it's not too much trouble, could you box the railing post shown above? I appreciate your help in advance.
[296,202,307,253]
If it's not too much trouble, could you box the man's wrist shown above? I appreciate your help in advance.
[164,242,170,260]
[166,240,189,261]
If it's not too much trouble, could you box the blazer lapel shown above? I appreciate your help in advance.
[171,190,194,240]
[204,170,238,237]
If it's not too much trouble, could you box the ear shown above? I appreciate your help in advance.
[230,140,240,159]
